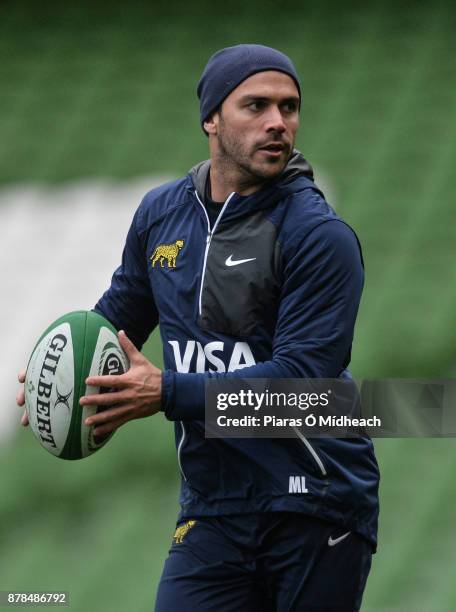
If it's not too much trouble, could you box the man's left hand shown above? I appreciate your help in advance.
[80,330,162,436]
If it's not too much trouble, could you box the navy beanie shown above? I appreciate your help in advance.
[197,44,301,130]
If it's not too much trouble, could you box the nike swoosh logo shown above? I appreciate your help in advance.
[225,255,257,267]
[328,531,351,547]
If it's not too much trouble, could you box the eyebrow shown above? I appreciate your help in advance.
[239,95,300,105]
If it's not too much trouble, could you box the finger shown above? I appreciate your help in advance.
[80,391,130,407]
[16,388,25,407]
[21,410,29,426]
[18,369,26,383]
[84,404,132,427]
[92,414,132,437]
[118,330,142,363]
[85,374,127,388]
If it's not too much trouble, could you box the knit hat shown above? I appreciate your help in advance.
[197,44,301,130]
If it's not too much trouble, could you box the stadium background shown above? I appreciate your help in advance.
[1,1,455,610]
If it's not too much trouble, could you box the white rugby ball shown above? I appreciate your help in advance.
[24,310,129,460]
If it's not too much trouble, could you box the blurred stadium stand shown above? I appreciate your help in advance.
[1,0,455,610]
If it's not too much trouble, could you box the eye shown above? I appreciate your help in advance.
[247,100,266,112]
[282,101,298,113]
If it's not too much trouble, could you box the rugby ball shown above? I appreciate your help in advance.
[24,310,129,460]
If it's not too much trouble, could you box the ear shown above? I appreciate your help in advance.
[203,111,219,135]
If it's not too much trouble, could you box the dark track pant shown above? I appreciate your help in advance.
[155,513,372,611]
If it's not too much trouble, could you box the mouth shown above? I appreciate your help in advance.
[257,142,288,158]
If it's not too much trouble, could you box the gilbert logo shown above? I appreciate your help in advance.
[225,254,256,267]
[99,343,125,376]
[151,239,184,269]
[35,333,68,448]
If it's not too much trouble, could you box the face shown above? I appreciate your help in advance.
[204,70,300,182]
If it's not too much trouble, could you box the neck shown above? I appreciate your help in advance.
[209,153,267,202]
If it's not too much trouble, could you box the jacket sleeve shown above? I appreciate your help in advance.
[162,219,364,421]
[94,207,158,349]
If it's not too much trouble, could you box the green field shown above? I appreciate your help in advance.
[1,1,455,609]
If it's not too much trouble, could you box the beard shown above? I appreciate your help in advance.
[216,115,292,183]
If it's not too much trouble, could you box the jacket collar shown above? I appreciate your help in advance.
[188,150,320,221]
[189,149,313,198]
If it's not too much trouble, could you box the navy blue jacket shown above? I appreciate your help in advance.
[95,151,380,550]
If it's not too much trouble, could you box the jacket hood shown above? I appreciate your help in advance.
[189,149,314,201]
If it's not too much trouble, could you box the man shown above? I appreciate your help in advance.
[18,45,379,610]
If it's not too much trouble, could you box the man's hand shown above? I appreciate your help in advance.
[80,330,162,437]
[16,369,29,426]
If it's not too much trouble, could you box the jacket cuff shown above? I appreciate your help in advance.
[161,370,176,419]
[161,371,206,421]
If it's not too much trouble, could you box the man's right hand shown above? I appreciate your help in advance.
[16,369,29,426]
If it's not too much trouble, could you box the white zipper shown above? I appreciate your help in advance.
[176,191,235,483]
[177,421,187,481]
[293,427,328,477]
[195,189,235,316]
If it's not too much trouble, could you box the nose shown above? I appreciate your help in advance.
[264,105,286,133]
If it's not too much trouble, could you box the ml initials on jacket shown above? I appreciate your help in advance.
[289,476,309,494]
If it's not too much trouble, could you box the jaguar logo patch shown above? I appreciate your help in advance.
[150,239,184,269]
[173,519,196,544]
